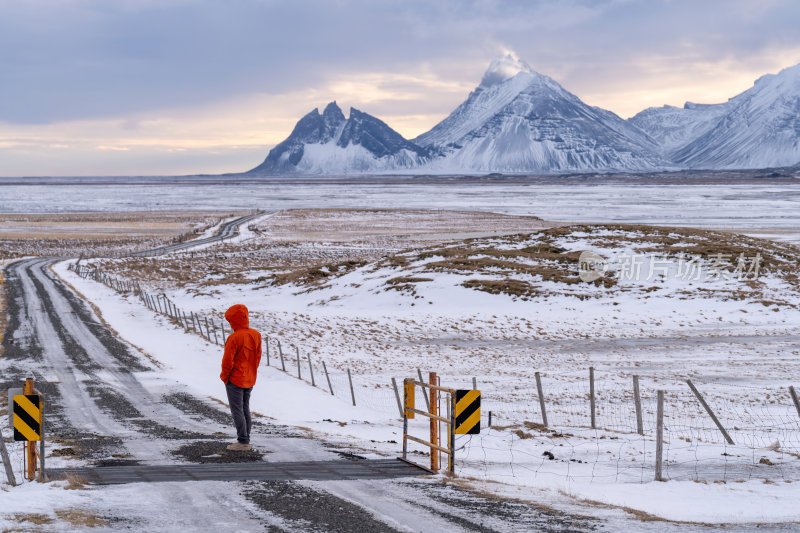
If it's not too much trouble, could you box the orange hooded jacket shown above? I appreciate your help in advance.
[220,304,262,388]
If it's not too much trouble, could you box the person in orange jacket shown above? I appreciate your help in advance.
[220,304,262,451]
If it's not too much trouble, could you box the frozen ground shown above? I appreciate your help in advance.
[60,208,800,527]
[1,175,799,243]
[0,211,234,258]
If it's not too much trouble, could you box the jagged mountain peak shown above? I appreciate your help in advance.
[322,101,345,121]
[248,102,428,174]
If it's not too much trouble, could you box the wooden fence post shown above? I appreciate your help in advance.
[322,360,334,395]
[789,386,800,420]
[39,400,45,482]
[655,390,664,481]
[391,378,403,418]
[429,371,439,473]
[472,377,477,390]
[589,366,596,429]
[535,371,548,427]
[633,375,644,435]
[686,379,734,445]
[417,368,430,411]
[264,336,270,367]
[347,368,356,406]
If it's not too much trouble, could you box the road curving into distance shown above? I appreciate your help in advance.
[0,212,609,531]
[129,210,268,257]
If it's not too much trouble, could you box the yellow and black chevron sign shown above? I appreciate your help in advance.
[13,394,41,442]
[455,389,480,434]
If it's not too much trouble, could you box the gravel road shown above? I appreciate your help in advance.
[129,210,268,257]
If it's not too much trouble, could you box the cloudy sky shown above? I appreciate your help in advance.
[2,0,799,176]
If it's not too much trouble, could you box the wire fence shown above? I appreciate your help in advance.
[67,261,800,484]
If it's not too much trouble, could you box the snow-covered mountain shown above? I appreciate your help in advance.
[249,102,428,174]
[630,63,800,168]
[628,102,732,157]
[673,64,800,169]
[249,56,800,175]
[414,54,668,173]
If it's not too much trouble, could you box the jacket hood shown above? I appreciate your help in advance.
[225,304,249,331]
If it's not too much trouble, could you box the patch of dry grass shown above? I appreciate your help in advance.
[55,509,108,528]
[372,224,800,303]
[11,513,54,525]
[63,472,88,490]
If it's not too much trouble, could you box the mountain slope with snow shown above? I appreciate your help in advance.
[415,54,669,173]
[628,102,732,156]
[249,102,428,174]
[671,64,800,169]
[249,56,800,175]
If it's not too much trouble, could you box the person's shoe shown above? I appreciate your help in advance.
[226,442,251,451]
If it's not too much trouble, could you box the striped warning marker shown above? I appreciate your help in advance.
[13,395,41,442]
[455,389,480,434]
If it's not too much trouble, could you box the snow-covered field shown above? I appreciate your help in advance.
[0,211,228,258]
[1,176,800,240]
[57,209,800,525]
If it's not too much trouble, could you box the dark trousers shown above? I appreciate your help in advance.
[225,382,253,444]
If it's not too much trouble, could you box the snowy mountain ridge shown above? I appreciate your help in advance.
[248,101,428,174]
[249,56,800,175]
